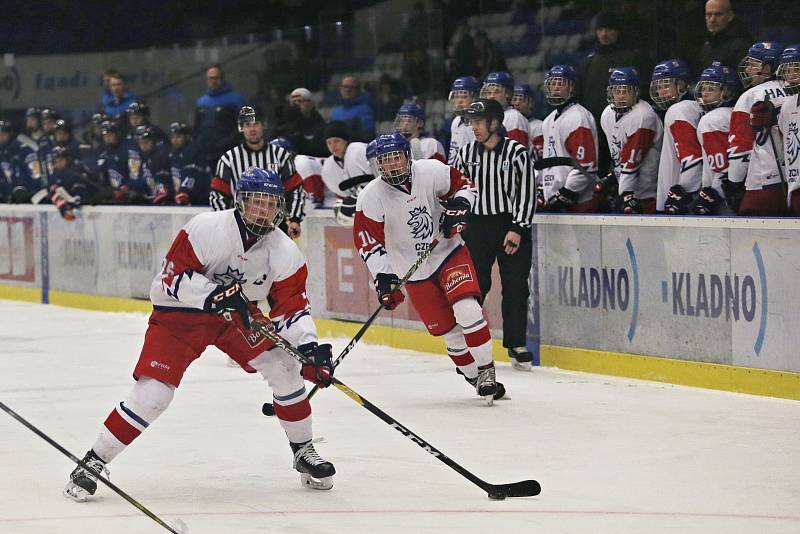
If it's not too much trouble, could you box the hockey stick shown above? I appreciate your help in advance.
[248,318,541,500]
[0,400,186,534]
[262,236,443,416]
[533,155,594,181]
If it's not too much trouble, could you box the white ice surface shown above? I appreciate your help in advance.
[0,300,798,534]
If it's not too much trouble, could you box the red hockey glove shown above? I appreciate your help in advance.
[750,100,777,130]
[374,273,405,310]
[299,342,333,388]
[174,191,190,205]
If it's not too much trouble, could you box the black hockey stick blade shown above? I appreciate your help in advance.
[533,156,575,171]
[487,479,542,498]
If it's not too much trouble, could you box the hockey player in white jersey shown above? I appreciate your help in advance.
[64,168,336,502]
[776,44,800,215]
[600,67,664,213]
[728,42,789,216]
[538,64,601,212]
[693,63,739,215]
[320,121,374,225]
[448,76,480,164]
[393,102,446,161]
[270,136,327,209]
[354,133,505,404]
[512,83,544,160]
[480,71,530,148]
[650,59,704,214]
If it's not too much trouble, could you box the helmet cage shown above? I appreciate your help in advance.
[543,76,574,106]
[778,61,800,93]
[479,82,511,102]
[235,190,285,236]
[394,114,423,137]
[376,149,411,185]
[694,80,733,111]
[649,78,687,110]
[738,56,771,89]
[607,84,639,113]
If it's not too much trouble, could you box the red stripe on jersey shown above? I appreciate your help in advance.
[670,120,703,161]
[532,134,544,157]
[161,229,204,289]
[728,110,754,155]
[210,176,231,196]
[564,127,597,169]
[268,264,311,319]
[440,167,474,200]
[104,409,141,445]
[620,128,656,172]
[702,130,730,172]
[430,152,447,163]
[506,128,529,148]
[463,324,491,347]
[284,172,303,192]
[273,398,311,422]
[353,211,386,256]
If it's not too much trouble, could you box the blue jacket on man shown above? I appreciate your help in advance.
[330,92,375,142]
[102,91,141,117]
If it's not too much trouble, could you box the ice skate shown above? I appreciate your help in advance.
[457,368,506,401]
[475,363,498,405]
[63,450,109,502]
[509,347,533,372]
[291,439,335,490]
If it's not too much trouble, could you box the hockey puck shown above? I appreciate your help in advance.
[487,492,506,500]
[262,402,275,417]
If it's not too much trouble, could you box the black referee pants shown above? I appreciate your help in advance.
[462,213,532,349]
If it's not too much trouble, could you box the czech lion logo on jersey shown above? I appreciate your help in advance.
[407,206,433,240]
[213,266,247,286]
[787,121,800,167]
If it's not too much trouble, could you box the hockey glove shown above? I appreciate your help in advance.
[152,184,172,205]
[664,185,693,215]
[536,187,547,210]
[11,186,34,204]
[299,342,333,388]
[174,191,190,205]
[375,272,405,310]
[720,179,745,213]
[547,187,578,212]
[333,195,358,226]
[206,282,251,328]
[750,100,777,130]
[620,191,642,214]
[692,186,723,215]
[440,196,471,238]
[50,185,80,221]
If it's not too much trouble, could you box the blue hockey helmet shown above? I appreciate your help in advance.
[269,136,296,154]
[394,103,426,137]
[607,67,640,113]
[450,76,481,94]
[236,167,285,235]
[480,71,515,102]
[373,132,412,186]
[739,41,784,88]
[543,64,578,106]
[695,62,738,111]
[777,44,800,94]
[449,76,481,113]
[511,84,536,116]
[650,59,692,110]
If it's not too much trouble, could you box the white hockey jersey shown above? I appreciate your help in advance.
[600,100,663,199]
[504,107,530,148]
[354,159,476,282]
[295,154,332,209]
[697,106,733,195]
[320,141,372,197]
[151,209,317,347]
[656,99,703,211]
[728,80,790,190]
[449,115,475,165]
[540,101,599,203]
[409,136,446,162]
[529,118,544,160]
[778,92,800,201]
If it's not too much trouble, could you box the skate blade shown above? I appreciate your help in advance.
[63,482,90,502]
[483,395,494,406]
[511,360,532,372]
[300,473,334,490]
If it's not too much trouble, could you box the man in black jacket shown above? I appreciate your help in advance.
[274,88,328,157]
[698,0,752,81]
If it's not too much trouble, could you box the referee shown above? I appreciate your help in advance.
[210,106,305,238]
[454,98,536,370]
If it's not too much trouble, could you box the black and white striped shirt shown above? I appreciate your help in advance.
[210,142,305,221]
[454,138,535,229]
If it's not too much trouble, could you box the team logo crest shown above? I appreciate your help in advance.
[787,121,800,168]
[214,266,247,286]
[610,137,622,167]
[407,206,434,240]
[546,136,557,157]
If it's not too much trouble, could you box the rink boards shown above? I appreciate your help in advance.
[0,205,798,399]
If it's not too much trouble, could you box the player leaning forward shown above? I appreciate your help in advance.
[354,133,505,403]
[64,167,337,501]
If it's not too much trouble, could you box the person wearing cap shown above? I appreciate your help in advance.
[320,121,374,225]
[274,88,327,158]
[194,64,246,166]
[453,98,536,371]
[330,75,375,143]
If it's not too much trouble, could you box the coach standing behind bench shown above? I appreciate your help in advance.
[454,99,536,371]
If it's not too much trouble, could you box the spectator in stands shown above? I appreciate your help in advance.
[102,73,140,117]
[125,102,168,146]
[474,30,507,80]
[579,8,646,176]
[698,0,752,80]
[274,88,327,157]
[446,22,478,81]
[194,64,246,166]
[330,75,375,142]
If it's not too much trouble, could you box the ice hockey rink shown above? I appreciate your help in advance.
[1,300,798,534]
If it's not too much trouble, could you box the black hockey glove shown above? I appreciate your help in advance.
[664,185,693,215]
[536,187,547,211]
[692,186,724,215]
[299,342,333,388]
[620,191,641,214]
[594,172,620,212]
[440,196,471,238]
[720,179,745,213]
[374,272,405,310]
[206,282,251,328]
[547,186,578,212]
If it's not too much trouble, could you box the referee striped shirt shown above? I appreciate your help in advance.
[454,138,535,229]
[210,142,305,220]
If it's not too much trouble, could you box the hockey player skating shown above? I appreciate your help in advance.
[650,59,704,214]
[511,84,544,160]
[600,67,664,214]
[447,76,480,165]
[63,167,336,502]
[393,102,446,161]
[775,44,800,215]
[354,133,505,404]
[694,63,739,214]
[538,65,600,213]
